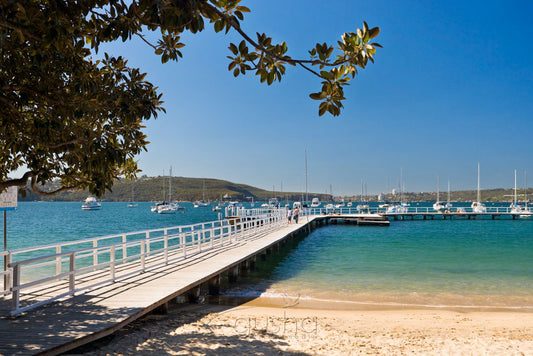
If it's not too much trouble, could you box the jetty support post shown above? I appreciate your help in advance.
[228,265,239,283]
[208,274,221,296]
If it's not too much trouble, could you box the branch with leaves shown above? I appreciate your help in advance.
[0,0,380,196]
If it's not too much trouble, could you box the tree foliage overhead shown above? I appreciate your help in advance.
[0,0,380,196]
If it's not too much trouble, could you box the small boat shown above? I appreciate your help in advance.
[82,196,102,210]
[194,201,209,208]
[268,198,279,209]
[310,197,321,208]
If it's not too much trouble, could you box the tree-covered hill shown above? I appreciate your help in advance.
[21,176,332,203]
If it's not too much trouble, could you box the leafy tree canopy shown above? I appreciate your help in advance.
[0,0,380,196]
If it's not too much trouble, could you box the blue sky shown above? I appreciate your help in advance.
[98,0,533,196]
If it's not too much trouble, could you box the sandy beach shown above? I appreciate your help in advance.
[79,300,533,355]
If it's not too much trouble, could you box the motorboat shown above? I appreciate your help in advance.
[82,196,102,210]
[386,203,409,214]
[268,198,279,209]
[310,197,321,208]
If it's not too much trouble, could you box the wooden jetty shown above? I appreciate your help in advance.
[0,211,321,355]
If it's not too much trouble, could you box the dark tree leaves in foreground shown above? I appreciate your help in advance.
[0,0,380,196]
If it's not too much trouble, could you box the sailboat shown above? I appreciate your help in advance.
[127,186,138,208]
[432,176,445,211]
[153,167,182,214]
[194,180,209,207]
[471,163,487,213]
[356,179,369,212]
[510,169,531,217]
[445,180,453,209]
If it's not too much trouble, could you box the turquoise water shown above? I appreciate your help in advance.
[1,202,227,251]
[3,202,533,308]
[250,220,533,308]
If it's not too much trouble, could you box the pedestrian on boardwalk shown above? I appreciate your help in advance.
[293,207,299,223]
[287,208,292,223]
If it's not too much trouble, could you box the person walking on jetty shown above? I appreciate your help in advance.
[293,207,299,223]
[287,208,292,223]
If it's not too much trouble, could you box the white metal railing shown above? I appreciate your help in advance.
[305,206,532,216]
[1,251,11,296]
[5,209,288,316]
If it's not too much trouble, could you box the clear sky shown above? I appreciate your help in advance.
[97,0,533,196]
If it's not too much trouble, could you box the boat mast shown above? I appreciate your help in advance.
[447,180,451,205]
[514,169,518,207]
[436,175,440,203]
[477,163,481,203]
[169,166,172,202]
[304,150,308,205]
[525,171,528,208]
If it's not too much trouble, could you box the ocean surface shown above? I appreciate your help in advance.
[3,201,533,309]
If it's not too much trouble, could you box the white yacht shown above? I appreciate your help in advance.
[268,198,279,209]
[194,201,209,208]
[510,169,531,217]
[154,167,183,214]
[310,197,321,208]
[471,163,487,213]
[433,176,445,212]
[194,181,209,208]
[82,196,102,210]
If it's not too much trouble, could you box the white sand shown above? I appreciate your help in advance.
[82,301,533,355]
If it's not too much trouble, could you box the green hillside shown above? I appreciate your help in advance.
[17,176,531,203]
[22,176,332,202]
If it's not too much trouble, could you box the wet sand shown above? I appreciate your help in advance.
[80,299,533,355]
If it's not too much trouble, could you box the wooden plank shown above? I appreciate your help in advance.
[0,218,315,355]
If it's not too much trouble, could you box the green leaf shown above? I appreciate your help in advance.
[318,102,328,116]
[214,20,224,33]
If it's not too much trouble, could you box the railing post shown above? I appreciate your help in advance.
[69,252,75,295]
[93,240,98,271]
[164,234,168,264]
[140,240,145,272]
[145,231,150,256]
[198,231,202,252]
[5,253,11,292]
[11,263,20,312]
[110,246,116,282]
[56,245,61,275]
[182,233,187,258]
[122,234,127,260]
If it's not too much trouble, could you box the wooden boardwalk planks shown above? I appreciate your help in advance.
[0,218,314,355]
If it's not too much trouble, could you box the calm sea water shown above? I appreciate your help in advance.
[3,201,533,308]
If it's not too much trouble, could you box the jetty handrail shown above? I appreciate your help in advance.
[6,209,288,316]
[306,206,531,216]
[1,251,11,296]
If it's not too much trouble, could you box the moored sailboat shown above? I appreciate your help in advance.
[471,163,487,213]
